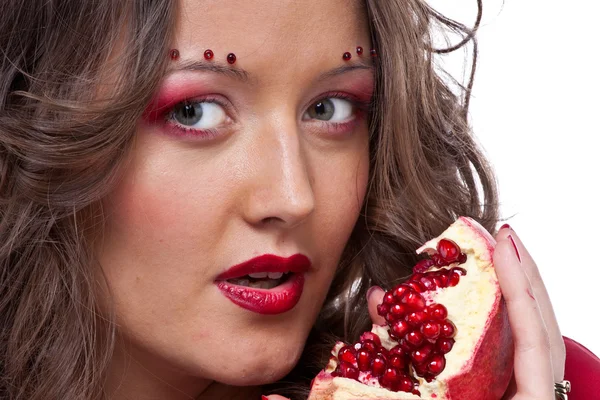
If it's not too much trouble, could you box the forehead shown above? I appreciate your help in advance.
[175,0,371,76]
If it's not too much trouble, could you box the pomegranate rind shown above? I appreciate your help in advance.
[419,217,513,399]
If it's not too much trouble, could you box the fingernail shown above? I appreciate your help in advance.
[500,223,511,230]
[262,396,269,400]
[366,286,383,300]
[508,234,521,263]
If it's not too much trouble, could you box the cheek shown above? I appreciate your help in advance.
[95,142,232,325]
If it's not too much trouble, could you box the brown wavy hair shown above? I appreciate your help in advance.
[0,0,497,399]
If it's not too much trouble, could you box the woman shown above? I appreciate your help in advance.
[0,0,596,399]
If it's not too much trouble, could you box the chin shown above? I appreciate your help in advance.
[205,334,306,386]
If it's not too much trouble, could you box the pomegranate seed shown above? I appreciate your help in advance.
[431,253,445,267]
[413,360,428,376]
[377,303,389,317]
[420,276,436,291]
[389,354,406,370]
[432,275,446,288]
[413,258,434,273]
[406,281,425,293]
[392,285,408,300]
[339,361,360,380]
[411,343,433,364]
[421,321,441,340]
[375,347,389,358]
[398,375,415,392]
[391,320,411,338]
[405,311,427,327]
[427,354,446,375]
[357,350,372,371]
[436,338,455,354]
[427,304,448,320]
[383,292,395,304]
[401,292,426,310]
[338,346,357,365]
[448,271,460,287]
[371,355,387,376]
[440,320,456,338]
[452,267,467,276]
[405,330,424,347]
[390,303,407,317]
[458,253,468,263]
[361,339,378,353]
[409,273,424,282]
[398,339,413,352]
[379,368,399,389]
[386,312,399,323]
[389,345,406,357]
[437,239,461,263]
[360,332,382,347]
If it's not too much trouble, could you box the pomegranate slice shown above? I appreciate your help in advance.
[308,217,514,400]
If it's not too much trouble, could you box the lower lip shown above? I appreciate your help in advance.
[216,273,305,315]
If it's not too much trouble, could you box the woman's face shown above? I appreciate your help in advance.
[98,0,373,395]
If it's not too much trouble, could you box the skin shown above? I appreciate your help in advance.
[97,0,373,399]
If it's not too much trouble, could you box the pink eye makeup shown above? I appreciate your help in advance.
[142,69,374,141]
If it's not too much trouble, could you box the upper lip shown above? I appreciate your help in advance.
[216,253,311,280]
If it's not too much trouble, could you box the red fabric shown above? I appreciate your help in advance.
[563,336,600,399]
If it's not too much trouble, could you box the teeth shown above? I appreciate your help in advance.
[267,272,284,279]
[248,280,280,289]
[231,278,250,286]
[248,272,268,279]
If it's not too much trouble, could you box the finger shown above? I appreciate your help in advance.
[262,396,290,400]
[366,286,386,325]
[497,225,565,381]
[494,235,554,399]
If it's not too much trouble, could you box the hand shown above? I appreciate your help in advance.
[495,226,565,399]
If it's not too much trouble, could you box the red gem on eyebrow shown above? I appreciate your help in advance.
[343,52,352,61]
[370,48,377,57]
[169,49,180,60]
[356,46,363,55]
[227,53,237,64]
[204,49,214,60]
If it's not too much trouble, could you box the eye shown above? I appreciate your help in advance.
[305,98,354,123]
[170,100,227,130]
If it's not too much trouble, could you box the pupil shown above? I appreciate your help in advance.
[175,102,203,126]
[315,102,326,115]
[310,99,334,120]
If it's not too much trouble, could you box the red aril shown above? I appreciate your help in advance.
[308,217,514,400]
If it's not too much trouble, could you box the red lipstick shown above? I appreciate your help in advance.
[215,254,311,315]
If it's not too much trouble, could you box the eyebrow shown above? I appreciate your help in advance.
[167,59,374,83]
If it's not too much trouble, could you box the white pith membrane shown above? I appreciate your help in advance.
[226,272,291,289]
[310,220,499,400]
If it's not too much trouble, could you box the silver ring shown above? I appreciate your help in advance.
[555,380,571,400]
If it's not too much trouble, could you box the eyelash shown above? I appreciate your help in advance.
[160,92,371,140]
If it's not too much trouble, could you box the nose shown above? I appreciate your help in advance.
[241,116,315,229]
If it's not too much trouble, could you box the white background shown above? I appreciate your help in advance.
[428,0,600,356]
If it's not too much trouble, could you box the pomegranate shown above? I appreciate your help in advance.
[307,217,513,400]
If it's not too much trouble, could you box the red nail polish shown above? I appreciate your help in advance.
[500,223,511,230]
[508,235,521,263]
[262,396,269,400]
